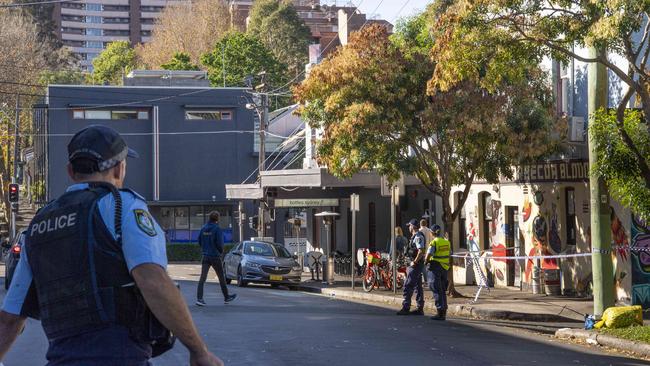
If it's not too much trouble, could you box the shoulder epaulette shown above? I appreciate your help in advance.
[119,188,146,201]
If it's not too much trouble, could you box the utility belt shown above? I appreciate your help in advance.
[116,283,177,358]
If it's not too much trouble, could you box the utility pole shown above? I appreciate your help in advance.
[256,72,268,238]
[238,201,245,242]
[588,47,614,316]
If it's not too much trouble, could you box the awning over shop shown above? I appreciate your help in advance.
[225,183,264,200]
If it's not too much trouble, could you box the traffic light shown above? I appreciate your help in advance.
[8,184,18,203]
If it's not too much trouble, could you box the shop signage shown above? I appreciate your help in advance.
[508,160,589,183]
[274,198,340,207]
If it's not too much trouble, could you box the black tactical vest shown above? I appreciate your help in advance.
[25,184,144,340]
[405,231,425,261]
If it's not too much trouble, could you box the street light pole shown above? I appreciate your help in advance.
[257,92,268,238]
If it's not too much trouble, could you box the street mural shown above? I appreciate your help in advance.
[631,216,650,307]
[610,207,630,301]
[549,203,562,254]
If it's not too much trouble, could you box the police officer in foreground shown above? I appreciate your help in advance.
[0,125,223,366]
[397,219,426,316]
[426,224,451,321]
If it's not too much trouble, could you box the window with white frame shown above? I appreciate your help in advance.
[72,109,149,120]
[185,110,233,120]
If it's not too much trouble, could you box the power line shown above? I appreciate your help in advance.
[0,0,82,8]
[0,130,300,138]
[0,86,235,111]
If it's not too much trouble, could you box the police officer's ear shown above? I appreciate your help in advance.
[112,160,126,182]
[66,163,75,181]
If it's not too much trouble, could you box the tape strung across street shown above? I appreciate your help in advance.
[451,252,593,260]
[450,245,650,261]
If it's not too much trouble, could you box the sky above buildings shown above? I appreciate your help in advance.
[355,0,431,24]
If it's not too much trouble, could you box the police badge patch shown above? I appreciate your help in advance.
[134,209,157,237]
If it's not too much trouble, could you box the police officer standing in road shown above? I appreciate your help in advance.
[196,211,237,306]
[0,125,223,366]
[426,224,451,321]
[397,219,426,316]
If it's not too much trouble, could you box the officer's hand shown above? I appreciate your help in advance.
[190,350,224,366]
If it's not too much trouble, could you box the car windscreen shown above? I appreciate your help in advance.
[244,243,275,257]
[273,245,292,258]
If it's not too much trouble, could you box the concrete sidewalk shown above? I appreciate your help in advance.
[297,274,591,323]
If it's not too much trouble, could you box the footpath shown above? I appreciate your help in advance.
[296,274,650,359]
[296,274,590,323]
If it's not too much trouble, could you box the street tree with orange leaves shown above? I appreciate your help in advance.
[295,18,562,295]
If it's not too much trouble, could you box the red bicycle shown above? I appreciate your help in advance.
[361,249,406,292]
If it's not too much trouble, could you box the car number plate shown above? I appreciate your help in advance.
[270,275,283,281]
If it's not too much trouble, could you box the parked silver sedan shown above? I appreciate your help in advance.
[223,241,302,289]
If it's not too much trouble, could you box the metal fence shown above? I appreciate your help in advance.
[333,253,353,276]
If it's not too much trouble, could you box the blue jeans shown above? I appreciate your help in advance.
[427,262,449,311]
[402,264,425,310]
[46,325,152,366]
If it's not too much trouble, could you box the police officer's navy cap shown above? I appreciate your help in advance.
[68,125,139,171]
[408,219,419,228]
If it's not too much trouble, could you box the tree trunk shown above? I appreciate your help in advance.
[441,196,464,298]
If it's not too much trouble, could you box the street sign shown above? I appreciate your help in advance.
[274,198,339,207]
[350,193,359,212]
[381,175,405,197]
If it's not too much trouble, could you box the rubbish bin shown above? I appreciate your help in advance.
[544,269,561,295]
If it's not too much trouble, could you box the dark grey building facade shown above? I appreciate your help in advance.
[37,83,260,243]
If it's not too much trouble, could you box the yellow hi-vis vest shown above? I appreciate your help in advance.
[427,237,451,270]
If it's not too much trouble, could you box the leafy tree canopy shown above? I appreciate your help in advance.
[201,32,286,87]
[161,52,200,71]
[39,70,86,85]
[592,110,650,221]
[295,22,561,228]
[91,41,138,85]
[432,0,650,216]
[247,0,311,80]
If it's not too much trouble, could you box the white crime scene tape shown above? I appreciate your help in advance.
[451,252,593,260]
[451,245,649,261]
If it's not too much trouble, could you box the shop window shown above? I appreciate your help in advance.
[174,207,189,229]
[190,206,204,231]
[185,110,233,121]
[565,187,576,245]
[158,207,174,232]
[423,199,431,226]
[455,192,467,249]
[480,192,492,250]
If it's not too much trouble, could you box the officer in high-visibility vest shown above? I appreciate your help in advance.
[426,224,450,321]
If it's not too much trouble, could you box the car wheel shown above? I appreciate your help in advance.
[237,267,248,287]
[225,278,232,285]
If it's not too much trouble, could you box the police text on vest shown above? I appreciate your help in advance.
[31,213,77,235]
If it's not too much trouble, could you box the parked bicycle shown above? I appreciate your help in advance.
[361,249,406,292]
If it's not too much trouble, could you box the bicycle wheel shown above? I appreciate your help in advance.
[396,272,405,290]
[362,266,377,292]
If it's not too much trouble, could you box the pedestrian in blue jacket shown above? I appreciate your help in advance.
[196,211,237,306]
